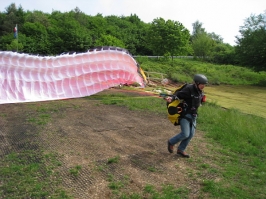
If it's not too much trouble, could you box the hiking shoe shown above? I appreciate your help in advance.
[177,150,190,158]
[167,140,174,153]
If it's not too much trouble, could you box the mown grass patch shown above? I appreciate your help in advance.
[87,92,166,115]
[204,85,266,118]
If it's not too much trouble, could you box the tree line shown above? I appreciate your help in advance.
[0,3,265,71]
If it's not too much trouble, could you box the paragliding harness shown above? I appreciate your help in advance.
[160,84,197,127]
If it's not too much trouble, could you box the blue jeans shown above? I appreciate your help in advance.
[169,114,197,152]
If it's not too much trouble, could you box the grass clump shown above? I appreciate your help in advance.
[144,184,189,199]
[107,155,120,164]
[69,165,82,177]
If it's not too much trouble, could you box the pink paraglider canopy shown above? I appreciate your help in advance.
[0,47,145,104]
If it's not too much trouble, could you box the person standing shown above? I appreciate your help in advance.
[166,74,208,158]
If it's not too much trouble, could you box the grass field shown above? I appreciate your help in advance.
[204,85,266,118]
[97,88,266,198]
[0,86,266,198]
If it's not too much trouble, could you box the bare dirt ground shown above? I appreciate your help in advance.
[0,88,218,199]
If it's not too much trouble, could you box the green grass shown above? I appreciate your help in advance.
[26,102,69,125]
[0,150,72,198]
[143,184,189,199]
[204,85,266,118]
[118,184,189,199]
[88,93,166,115]
[86,90,266,199]
[69,165,82,176]
[0,101,73,198]
[2,88,265,198]
[196,102,266,198]
[136,58,266,86]
[107,155,120,164]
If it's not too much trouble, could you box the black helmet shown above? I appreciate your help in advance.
[194,74,208,84]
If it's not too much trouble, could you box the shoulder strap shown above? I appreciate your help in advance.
[173,83,187,95]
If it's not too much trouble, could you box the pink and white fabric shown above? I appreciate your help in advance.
[0,47,144,104]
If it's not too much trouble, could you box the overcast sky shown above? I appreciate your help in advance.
[1,0,266,46]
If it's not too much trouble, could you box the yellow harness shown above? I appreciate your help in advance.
[166,84,187,126]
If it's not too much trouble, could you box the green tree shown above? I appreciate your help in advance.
[191,20,206,41]
[192,32,214,60]
[24,10,50,28]
[123,14,151,55]
[69,7,88,27]
[48,11,92,54]
[6,39,23,51]
[0,3,25,36]
[191,20,230,62]
[208,32,223,43]
[86,14,108,47]
[210,43,236,64]
[94,34,125,48]
[22,22,50,54]
[105,15,135,53]
[146,18,190,58]
[235,11,266,71]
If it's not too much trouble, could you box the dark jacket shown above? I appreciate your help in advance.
[174,84,204,114]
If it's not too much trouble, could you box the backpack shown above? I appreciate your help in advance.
[160,83,188,126]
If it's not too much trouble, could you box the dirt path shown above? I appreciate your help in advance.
[0,88,217,199]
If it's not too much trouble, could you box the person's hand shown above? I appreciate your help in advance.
[165,96,172,103]
[177,107,182,113]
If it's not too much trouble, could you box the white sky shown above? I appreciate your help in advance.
[1,0,266,46]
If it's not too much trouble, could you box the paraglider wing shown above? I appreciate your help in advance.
[0,47,145,104]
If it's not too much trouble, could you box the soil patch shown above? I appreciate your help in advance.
[0,88,218,199]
